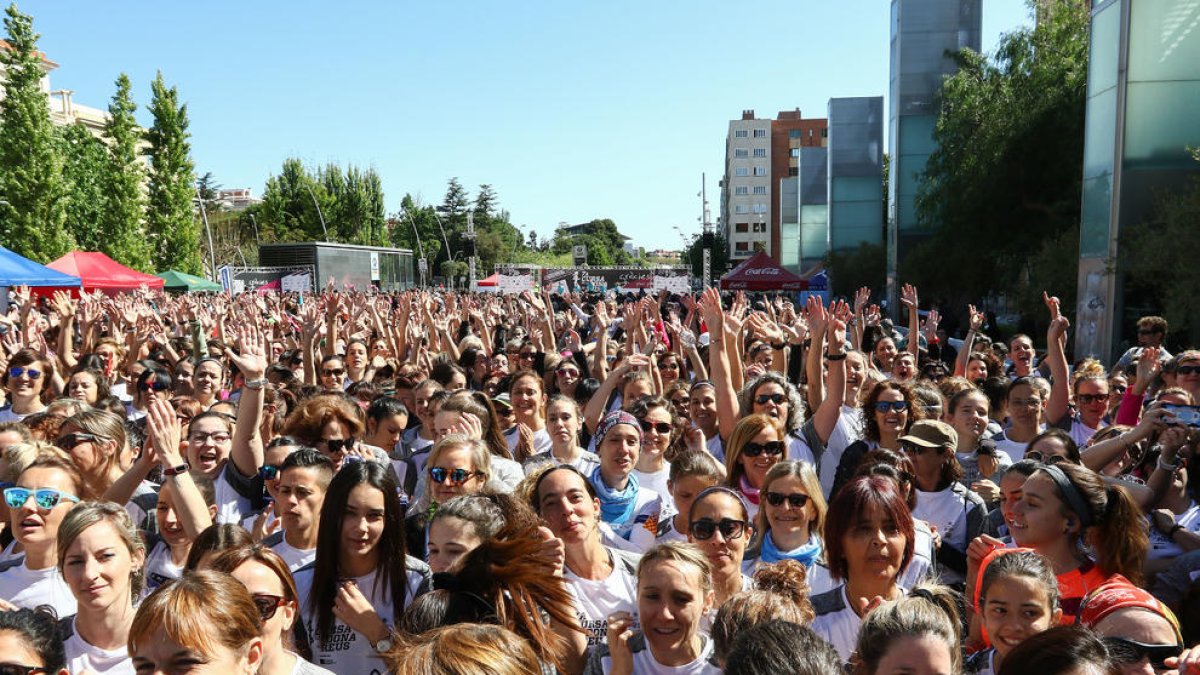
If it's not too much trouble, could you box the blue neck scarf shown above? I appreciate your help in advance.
[760,532,822,567]
[592,466,639,526]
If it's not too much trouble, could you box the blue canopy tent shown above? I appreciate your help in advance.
[0,245,82,312]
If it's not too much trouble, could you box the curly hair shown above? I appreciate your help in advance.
[860,381,921,444]
[737,372,804,434]
[280,393,366,447]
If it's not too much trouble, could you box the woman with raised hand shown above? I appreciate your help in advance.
[506,370,553,460]
[208,544,334,675]
[295,460,430,673]
[129,570,264,675]
[586,542,721,675]
[811,475,915,663]
[746,460,827,573]
[723,414,787,520]
[586,411,667,553]
[434,391,523,489]
[56,501,144,674]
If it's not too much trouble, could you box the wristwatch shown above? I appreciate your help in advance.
[163,461,191,477]
[374,637,394,654]
[243,377,268,390]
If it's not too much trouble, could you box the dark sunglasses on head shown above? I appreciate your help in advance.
[1175,365,1200,375]
[1025,451,1069,465]
[429,467,480,485]
[4,487,81,511]
[260,464,281,481]
[7,366,41,380]
[56,432,101,451]
[251,592,287,622]
[874,400,909,413]
[743,440,785,458]
[322,438,354,455]
[755,393,787,406]
[764,491,809,508]
[1101,637,1179,671]
[1076,393,1107,405]
[690,517,746,541]
[639,420,673,434]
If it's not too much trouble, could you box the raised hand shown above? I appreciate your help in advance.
[1042,291,1061,320]
[227,324,269,380]
[854,286,871,316]
[967,304,985,332]
[900,283,919,311]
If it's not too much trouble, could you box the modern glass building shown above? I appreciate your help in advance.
[779,146,829,272]
[828,96,885,254]
[1076,0,1200,359]
[886,0,982,301]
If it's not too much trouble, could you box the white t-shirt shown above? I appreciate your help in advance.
[566,548,640,648]
[0,557,77,616]
[214,462,256,525]
[1067,414,1099,448]
[705,433,724,462]
[992,432,1030,463]
[142,539,183,596]
[504,425,553,457]
[264,530,317,572]
[593,483,668,554]
[584,633,720,675]
[523,449,602,477]
[811,585,862,664]
[633,464,671,501]
[787,432,815,465]
[819,406,865,497]
[490,456,525,491]
[63,616,134,675]
[294,558,430,675]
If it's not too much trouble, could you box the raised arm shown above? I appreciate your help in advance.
[146,398,213,539]
[1043,293,1072,425]
[699,288,739,443]
[227,325,268,478]
[804,296,830,412]
[900,283,921,360]
[954,305,984,377]
[582,353,649,433]
[812,318,848,445]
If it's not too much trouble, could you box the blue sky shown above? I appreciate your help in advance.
[23,1,1032,251]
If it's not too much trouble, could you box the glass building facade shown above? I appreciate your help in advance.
[886,0,982,299]
[828,97,885,254]
[1076,0,1200,359]
[779,147,830,273]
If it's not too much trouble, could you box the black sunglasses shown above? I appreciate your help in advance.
[260,464,281,481]
[742,441,785,458]
[1076,393,1107,405]
[0,665,49,675]
[1177,365,1200,375]
[251,592,287,622]
[1102,637,1179,671]
[56,432,101,451]
[322,438,354,454]
[754,393,786,406]
[765,491,809,508]
[690,517,746,541]
[429,467,480,485]
[639,420,673,435]
[1025,452,1070,465]
[323,368,345,377]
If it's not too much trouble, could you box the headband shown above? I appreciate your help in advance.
[1040,464,1092,528]
[595,411,641,446]
[688,485,749,522]
[1078,574,1182,645]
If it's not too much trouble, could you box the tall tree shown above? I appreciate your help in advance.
[98,73,150,269]
[60,123,108,252]
[145,71,201,274]
[0,3,73,261]
[196,171,221,201]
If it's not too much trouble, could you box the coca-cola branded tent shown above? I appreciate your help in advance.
[719,251,809,291]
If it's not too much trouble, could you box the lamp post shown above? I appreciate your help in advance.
[303,185,330,242]
[429,209,454,267]
[195,188,218,281]
[399,208,427,288]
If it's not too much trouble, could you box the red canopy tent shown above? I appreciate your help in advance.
[719,251,809,291]
[478,273,499,287]
[47,251,165,294]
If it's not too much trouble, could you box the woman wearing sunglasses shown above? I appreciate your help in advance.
[0,349,50,423]
[208,545,334,675]
[587,411,667,553]
[588,542,721,674]
[811,475,915,663]
[434,392,523,489]
[687,486,754,613]
[406,434,494,554]
[746,460,828,575]
[829,381,921,498]
[723,414,786,520]
[283,394,385,472]
[295,461,429,674]
[56,410,130,501]
[628,396,677,499]
[0,452,83,616]
[55,501,144,674]
[0,608,69,675]
[129,570,264,675]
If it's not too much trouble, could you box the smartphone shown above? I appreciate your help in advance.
[1164,404,1200,428]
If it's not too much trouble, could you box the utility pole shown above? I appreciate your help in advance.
[701,173,712,288]
[400,208,427,288]
[196,188,217,281]
[466,211,477,292]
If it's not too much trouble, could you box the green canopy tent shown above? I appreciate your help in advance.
[156,269,222,293]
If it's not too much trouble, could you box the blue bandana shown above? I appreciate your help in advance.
[591,465,640,528]
[760,532,822,567]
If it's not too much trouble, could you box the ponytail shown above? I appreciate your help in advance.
[1094,482,1148,587]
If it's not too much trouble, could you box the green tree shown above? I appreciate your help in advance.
[60,123,108,252]
[145,71,201,274]
[685,230,730,282]
[827,242,886,300]
[98,73,150,269]
[909,1,1088,321]
[196,171,221,201]
[0,3,73,261]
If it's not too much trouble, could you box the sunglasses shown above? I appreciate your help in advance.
[141,379,170,392]
[251,593,287,622]
[519,352,536,360]
[1111,386,1127,394]
[7,366,42,380]
[0,665,49,675]
[260,464,281,481]
[1025,452,1070,465]
[1176,365,1200,375]
[1076,393,1107,405]
[56,432,101,451]
[874,401,909,413]
[743,440,785,457]
[690,517,747,541]
[429,467,480,485]
[1102,637,1179,671]
[765,491,809,508]
[902,442,943,456]
[323,368,345,377]
[322,438,354,455]
[755,393,787,406]
[3,487,81,511]
[556,367,580,377]
[639,420,673,434]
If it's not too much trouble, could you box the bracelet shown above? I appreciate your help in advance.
[1157,453,1181,472]
[825,352,847,361]
[163,461,191,477]
[244,377,268,390]
[1168,523,1185,539]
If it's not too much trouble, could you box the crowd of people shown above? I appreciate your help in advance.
[0,280,1198,675]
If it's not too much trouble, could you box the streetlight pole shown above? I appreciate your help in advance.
[429,209,453,264]
[400,208,427,288]
[466,211,477,292]
[701,173,712,288]
[303,185,330,242]
[196,188,218,281]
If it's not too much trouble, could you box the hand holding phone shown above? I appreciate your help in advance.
[1163,403,1200,428]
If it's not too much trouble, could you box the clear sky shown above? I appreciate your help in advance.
[22,1,1032,251]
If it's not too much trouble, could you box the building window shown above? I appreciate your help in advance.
[734,148,748,158]
[752,148,767,158]
[821,128,828,138]
[753,186,767,195]
[752,222,767,233]
[735,223,749,232]
[753,166,767,176]
[734,186,748,195]
[734,129,748,138]
[753,129,767,138]
[734,205,749,214]
[734,167,749,177]
[753,204,767,214]
[790,148,800,157]
[788,129,802,139]
[788,167,799,176]
[735,242,749,251]
[753,241,767,252]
